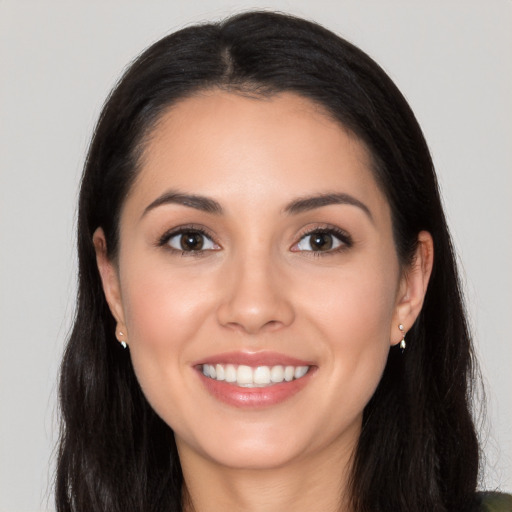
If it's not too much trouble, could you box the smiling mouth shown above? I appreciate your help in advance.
[200,363,310,388]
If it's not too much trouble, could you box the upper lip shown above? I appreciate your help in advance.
[193,351,314,367]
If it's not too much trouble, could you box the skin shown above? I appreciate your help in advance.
[94,91,433,512]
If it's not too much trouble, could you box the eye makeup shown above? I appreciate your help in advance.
[156,223,220,257]
[155,220,353,259]
[291,224,353,256]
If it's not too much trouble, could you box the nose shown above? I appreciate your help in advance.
[216,252,295,335]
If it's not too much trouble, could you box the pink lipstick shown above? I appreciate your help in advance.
[193,351,316,408]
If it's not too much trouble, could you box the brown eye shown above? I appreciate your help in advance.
[309,233,333,251]
[295,230,348,253]
[166,230,217,252]
[180,232,204,251]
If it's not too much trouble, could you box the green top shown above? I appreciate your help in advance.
[478,492,512,511]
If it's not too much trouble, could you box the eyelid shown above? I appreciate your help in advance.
[157,224,221,250]
[155,223,351,255]
[290,224,353,254]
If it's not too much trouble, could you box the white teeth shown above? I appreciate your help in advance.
[215,364,225,381]
[225,364,237,383]
[201,363,310,387]
[284,366,295,382]
[237,365,253,385]
[270,365,284,383]
[253,366,271,385]
[294,366,309,379]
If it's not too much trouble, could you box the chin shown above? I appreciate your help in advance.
[202,438,306,470]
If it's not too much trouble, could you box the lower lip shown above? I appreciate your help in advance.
[197,369,315,408]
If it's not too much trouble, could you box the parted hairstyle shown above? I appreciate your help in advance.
[56,11,480,512]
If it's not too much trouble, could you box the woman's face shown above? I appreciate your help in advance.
[96,91,425,470]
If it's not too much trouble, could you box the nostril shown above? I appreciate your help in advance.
[262,320,283,332]
[215,266,295,333]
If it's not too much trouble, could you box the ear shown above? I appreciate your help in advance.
[391,231,434,345]
[93,227,127,336]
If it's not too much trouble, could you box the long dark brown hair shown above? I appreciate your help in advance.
[56,11,480,512]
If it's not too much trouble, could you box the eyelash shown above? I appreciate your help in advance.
[157,224,353,257]
[157,224,218,257]
[293,226,353,257]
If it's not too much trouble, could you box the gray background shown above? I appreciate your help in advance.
[1,1,511,510]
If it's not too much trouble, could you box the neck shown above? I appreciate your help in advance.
[179,438,355,512]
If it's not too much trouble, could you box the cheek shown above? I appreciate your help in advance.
[118,261,219,408]
[299,263,398,405]
[121,259,217,347]
[302,261,398,344]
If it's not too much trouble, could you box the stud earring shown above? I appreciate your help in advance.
[398,324,406,352]
[118,331,128,349]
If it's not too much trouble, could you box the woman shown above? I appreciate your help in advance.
[55,11,511,512]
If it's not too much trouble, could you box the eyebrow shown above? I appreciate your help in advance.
[283,193,373,222]
[142,190,372,221]
[142,190,223,218]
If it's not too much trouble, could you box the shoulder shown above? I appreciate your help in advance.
[476,492,512,512]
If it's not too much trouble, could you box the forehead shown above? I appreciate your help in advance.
[126,90,388,219]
